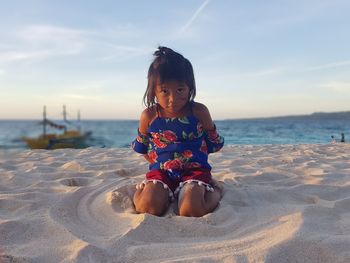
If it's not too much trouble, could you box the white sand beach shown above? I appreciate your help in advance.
[0,144,350,263]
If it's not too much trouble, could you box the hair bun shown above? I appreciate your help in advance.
[154,46,174,57]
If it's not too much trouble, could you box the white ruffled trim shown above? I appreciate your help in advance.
[174,179,214,196]
[136,179,174,201]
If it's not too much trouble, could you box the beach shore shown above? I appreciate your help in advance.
[0,144,349,263]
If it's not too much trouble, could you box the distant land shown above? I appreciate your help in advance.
[1,111,350,121]
[226,111,350,121]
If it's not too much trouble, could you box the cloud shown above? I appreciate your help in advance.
[222,67,285,79]
[178,0,211,35]
[243,68,285,77]
[238,0,347,37]
[0,23,155,66]
[321,81,350,93]
[87,24,147,41]
[0,24,86,64]
[0,50,55,63]
[17,24,84,43]
[81,24,154,60]
[97,43,152,61]
[306,60,350,71]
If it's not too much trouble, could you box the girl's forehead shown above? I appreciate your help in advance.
[156,80,186,88]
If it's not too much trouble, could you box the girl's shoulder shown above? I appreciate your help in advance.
[191,101,210,119]
[191,101,214,130]
[140,105,158,129]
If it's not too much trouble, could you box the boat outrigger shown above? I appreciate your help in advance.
[23,105,92,149]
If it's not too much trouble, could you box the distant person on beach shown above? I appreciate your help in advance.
[131,46,224,217]
[331,135,336,144]
[341,133,345,143]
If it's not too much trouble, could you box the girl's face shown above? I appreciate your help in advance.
[155,80,190,116]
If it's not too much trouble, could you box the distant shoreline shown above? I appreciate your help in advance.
[223,111,350,121]
[1,110,350,122]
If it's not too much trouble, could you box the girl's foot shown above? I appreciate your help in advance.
[211,179,225,198]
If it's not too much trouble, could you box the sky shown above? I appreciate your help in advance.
[0,0,350,120]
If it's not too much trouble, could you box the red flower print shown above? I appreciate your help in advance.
[163,130,177,142]
[153,138,167,148]
[182,150,193,158]
[164,159,183,170]
[148,151,158,163]
[200,140,208,153]
[151,132,161,139]
[150,131,177,148]
[185,162,201,169]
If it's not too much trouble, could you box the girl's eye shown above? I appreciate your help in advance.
[177,87,184,93]
[161,89,168,94]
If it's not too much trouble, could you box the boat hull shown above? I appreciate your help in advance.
[23,131,92,149]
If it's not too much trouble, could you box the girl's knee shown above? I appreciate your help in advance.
[177,183,218,217]
[178,202,206,217]
[133,182,169,216]
[135,201,164,216]
[178,191,207,217]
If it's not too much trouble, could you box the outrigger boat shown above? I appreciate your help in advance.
[23,105,92,149]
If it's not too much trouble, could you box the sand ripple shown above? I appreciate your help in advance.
[0,145,349,262]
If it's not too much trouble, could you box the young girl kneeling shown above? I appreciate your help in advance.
[132,46,224,217]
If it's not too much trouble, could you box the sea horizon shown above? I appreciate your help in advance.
[1,111,349,150]
[1,110,350,122]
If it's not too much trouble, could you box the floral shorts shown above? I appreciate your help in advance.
[137,168,215,200]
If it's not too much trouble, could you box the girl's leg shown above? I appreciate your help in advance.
[133,181,170,216]
[178,180,223,217]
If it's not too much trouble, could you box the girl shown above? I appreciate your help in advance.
[132,46,224,217]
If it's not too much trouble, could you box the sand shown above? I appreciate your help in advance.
[0,144,349,263]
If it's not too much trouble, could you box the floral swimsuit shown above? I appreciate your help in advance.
[132,103,224,199]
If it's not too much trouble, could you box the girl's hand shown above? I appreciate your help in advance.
[143,154,152,163]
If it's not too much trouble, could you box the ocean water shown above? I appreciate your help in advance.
[0,117,349,149]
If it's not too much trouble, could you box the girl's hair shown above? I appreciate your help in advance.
[143,46,196,108]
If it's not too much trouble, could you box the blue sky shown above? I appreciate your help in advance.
[0,0,349,120]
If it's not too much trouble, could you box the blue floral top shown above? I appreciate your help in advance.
[132,109,224,177]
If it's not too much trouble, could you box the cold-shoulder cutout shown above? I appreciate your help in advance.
[139,106,158,134]
[191,102,215,131]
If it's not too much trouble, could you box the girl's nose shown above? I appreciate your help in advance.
[168,93,175,103]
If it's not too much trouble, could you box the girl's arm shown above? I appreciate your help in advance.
[193,102,215,130]
[143,154,152,163]
[193,102,224,153]
[131,108,156,162]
